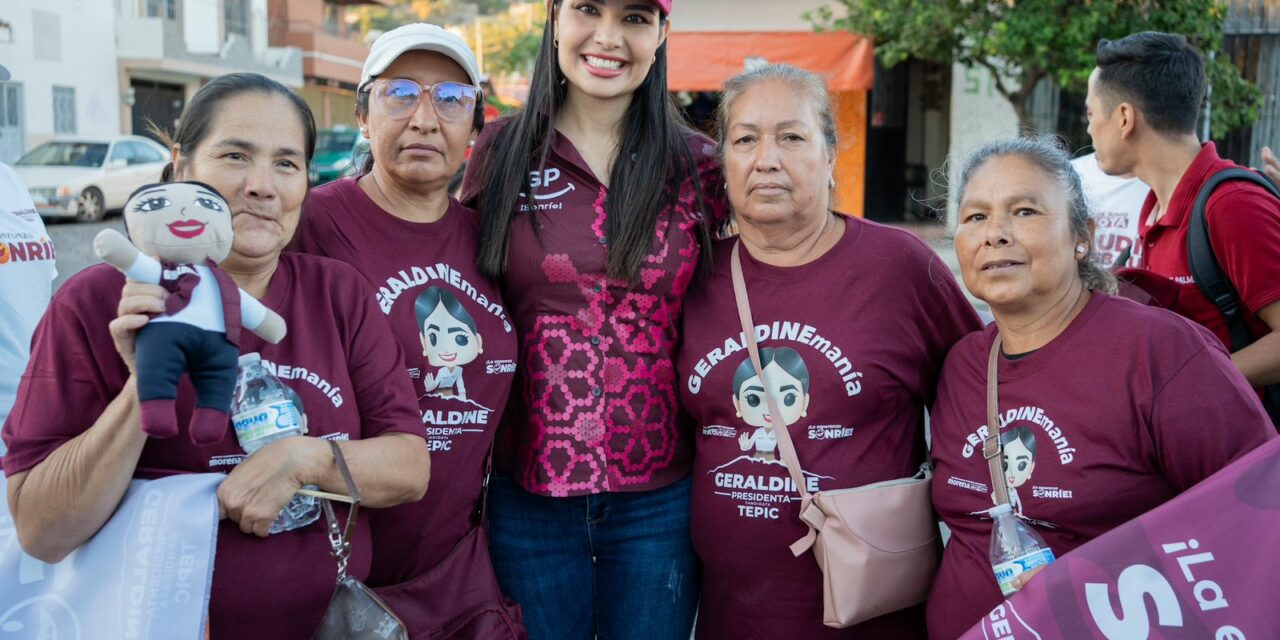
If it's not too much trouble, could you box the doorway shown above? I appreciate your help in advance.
[131,80,185,142]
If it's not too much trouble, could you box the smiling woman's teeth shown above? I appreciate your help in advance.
[585,55,623,70]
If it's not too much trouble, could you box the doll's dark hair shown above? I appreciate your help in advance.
[127,181,226,203]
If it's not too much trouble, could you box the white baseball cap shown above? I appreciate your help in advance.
[360,24,481,92]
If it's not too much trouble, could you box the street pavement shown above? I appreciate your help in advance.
[46,214,125,290]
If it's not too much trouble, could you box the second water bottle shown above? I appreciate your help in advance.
[231,352,321,534]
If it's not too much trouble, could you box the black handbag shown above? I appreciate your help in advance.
[312,439,409,640]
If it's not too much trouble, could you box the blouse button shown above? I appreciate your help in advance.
[592,387,603,397]
[591,335,601,345]
[592,284,603,293]
[599,236,607,245]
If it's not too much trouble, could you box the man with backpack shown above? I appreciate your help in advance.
[1085,31,1280,423]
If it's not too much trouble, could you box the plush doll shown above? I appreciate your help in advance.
[94,181,287,445]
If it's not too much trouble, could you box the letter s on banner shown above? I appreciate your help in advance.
[1085,564,1184,639]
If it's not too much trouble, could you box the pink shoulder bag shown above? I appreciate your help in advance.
[730,240,940,628]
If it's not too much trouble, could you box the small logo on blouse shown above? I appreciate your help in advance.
[9,206,40,222]
[807,424,854,440]
[946,476,988,494]
[0,237,56,265]
[702,425,736,438]
[518,168,576,211]
[1031,486,1074,499]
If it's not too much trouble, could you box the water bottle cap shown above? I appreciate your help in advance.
[989,503,1013,516]
[238,352,262,365]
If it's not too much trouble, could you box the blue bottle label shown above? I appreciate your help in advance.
[993,547,1056,596]
[232,400,302,446]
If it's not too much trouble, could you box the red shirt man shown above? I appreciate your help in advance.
[1086,32,1280,398]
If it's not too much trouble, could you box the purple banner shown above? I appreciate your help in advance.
[960,437,1279,640]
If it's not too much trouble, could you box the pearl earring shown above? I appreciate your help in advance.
[828,176,836,189]
[1075,244,1087,254]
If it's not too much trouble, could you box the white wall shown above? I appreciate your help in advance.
[0,0,122,159]
[947,63,1019,225]
[251,0,268,60]
[184,0,221,55]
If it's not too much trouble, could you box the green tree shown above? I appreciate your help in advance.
[810,0,1262,139]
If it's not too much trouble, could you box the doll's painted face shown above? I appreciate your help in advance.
[733,361,810,429]
[123,182,234,264]
[420,301,483,368]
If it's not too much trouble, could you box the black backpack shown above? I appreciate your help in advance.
[1186,168,1280,426]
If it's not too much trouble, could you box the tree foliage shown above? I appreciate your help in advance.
[809,0,1262,139]
[348,1,543,78]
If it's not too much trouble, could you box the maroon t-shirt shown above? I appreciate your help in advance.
[1138,142,1280,354]
[461,117,729,497]
[926,293,1274,640]
[676,219,982,639]
[1,255,425,640]
[293,178,517,584]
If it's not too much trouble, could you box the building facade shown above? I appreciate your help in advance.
[269,0,383,129]
[0,0,122,163]
[115,0,303,141]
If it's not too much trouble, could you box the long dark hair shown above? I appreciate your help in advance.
[156,73,317,181]
[473,0,711,281]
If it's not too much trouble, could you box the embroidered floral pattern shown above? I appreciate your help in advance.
[509,143,725,496]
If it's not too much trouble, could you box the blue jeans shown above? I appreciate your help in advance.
[487,472,700,640]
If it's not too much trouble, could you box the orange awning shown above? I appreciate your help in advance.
[667,31,874,93]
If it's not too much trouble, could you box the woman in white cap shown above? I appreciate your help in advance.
[291,24,524,636]
[459,1,728,638]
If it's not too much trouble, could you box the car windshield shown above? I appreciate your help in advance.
[16,142,109,168]
[317,130,358,153]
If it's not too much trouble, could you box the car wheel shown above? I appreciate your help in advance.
[76,187,106,223]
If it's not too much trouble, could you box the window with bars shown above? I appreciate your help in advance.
[225,0,250,37]
[53,86,75,135]
[145,0,176,20]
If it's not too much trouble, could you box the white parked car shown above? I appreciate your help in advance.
[13,136,169,222]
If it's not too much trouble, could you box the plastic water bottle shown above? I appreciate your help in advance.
[989,503,1055,596]
[231,352,320,534]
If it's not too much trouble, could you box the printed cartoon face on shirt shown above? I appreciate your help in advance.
[951,405,1075,525]
[1001,426,1037,489]
[416,286,484,402]
[124,182,234,264]
[731,348,810,460]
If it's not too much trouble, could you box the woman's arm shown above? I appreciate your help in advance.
[7,379,147,563]
[218,266,430,537]
[7,281,169,563]
[1151,341,1275,490]
[216,432,430,537]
